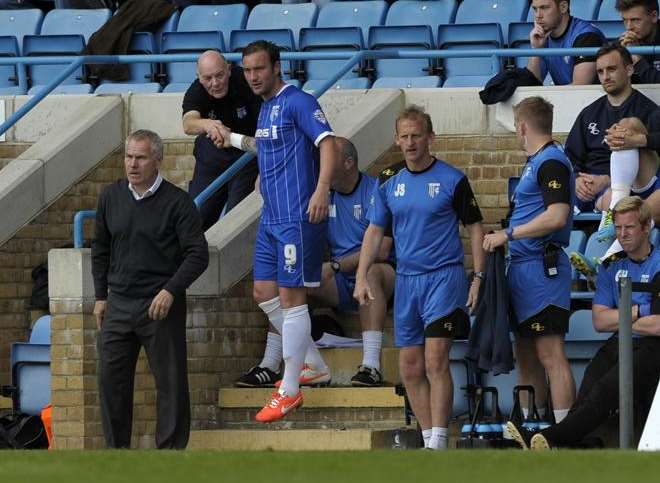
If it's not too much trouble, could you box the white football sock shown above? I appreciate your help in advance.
[304,338,328,372]
[279,304,312,396]
[428,427,448,450]
[259,332,282,372]
[257,297,284,372]
[554,409,569,424]
[422,428,432,448]
[609,149,639,211]
[361,330,383,370]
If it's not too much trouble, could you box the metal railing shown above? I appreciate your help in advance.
[0,45,652,248]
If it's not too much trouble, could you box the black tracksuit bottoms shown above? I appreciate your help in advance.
[98,291,190,449]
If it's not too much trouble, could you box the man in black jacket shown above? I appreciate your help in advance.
[616,0,660,84]
[183,50,261,230]
[92,129,209,449]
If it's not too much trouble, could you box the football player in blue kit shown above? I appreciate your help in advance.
[484,96,576,427]
[216,40,338,422]
[355,106,486,450]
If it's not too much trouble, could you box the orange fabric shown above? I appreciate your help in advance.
[41,404,53,450]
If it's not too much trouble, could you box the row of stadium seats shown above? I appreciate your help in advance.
[0,2,628,94]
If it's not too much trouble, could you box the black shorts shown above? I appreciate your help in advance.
[516,305,569,338]
[424,308,471,340]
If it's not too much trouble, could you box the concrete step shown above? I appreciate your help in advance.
[318,347,399,386]
[188,428,420,450]
[219,387,403,409]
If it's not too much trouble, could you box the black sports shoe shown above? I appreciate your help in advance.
[506,421,537,450]
[235,366,280,387]
[350,365,383,387]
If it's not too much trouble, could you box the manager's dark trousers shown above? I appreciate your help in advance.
[189,134,259,231]
[542,335,660,446]
[98,291,190,449]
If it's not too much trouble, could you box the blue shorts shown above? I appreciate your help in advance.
[254,220,327,288]
[508,252,571,324]
[632,168,659,200]
[394,265,468,347]
[334,272,358,312]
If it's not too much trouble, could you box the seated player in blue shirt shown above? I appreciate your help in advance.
[507,196,660,450]
[355,106,486,450]
[528,0,605,85]
[484,96,576,428]
[215,41,339,422]
[308,137,395,387]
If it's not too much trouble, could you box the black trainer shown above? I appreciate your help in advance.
[506,420,537,450]
[235,366,280,387]
[350,365,383,387]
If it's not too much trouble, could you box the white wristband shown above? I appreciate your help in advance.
[230,133,245,150]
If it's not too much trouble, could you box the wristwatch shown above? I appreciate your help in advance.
[474,271,485,281]
[331,260,341,273]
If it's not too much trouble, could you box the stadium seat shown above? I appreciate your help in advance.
[591,20,625,42]
[286,79,301,89]
[385,0,458,27]
[95,83,162,94]
[564,230,588,281]
[39,8,111,43]
[29,315,50,344]
[372,75,442,88]
[23,34,86,86]
[176,4,248,52]
[316,1,388,41]
[299,26,364,80]
[151,11,179,54]
[246,3,318,49]
[528,0,601,21]
[98,32,157,87]
[230,29,296,79]
[574,211,602,222]
[0,8,43,53]
[302,76,371,94]
[28,84,93,95]
[161,31,224,87]
[450,340,477,418]
[161,83,188,93]
[565,309,610,388]
[598,0,621,21]
[437,23,503,87]
[455,0,529,44]
[0,35,22,94]
[508,22,533,68]
[570,231,613,300]
[479,368,519,417]
[368,25,435,78]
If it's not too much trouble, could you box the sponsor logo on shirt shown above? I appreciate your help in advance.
[394,183,406,197]
[548,180,562,189]
[641,274,650,283]
[588,122,600,135]
[255,128,271,138]
[236,106,247,119]
[531,322,545,332]
[208,110,217,120]
[522,166,532,179]
[428,183,441,198]
[313,109,327,124]
[443,322,453,331]
[353,204,362,220]
[370,194,375,206]
[329,204,337,218]
[564,56,571,64]
[615,269,629,282]
[270,105,280,123]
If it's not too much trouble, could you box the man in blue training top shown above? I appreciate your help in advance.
[355,105,486,450]
[484,96,576,427]
[528,0,605,85]
[308,137,395,387]
[507,196,660,450]
[216,40,338,422]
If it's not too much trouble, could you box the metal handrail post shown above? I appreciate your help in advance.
[73,210,97,249]
[618,276,634,449]
[0,56,85,137]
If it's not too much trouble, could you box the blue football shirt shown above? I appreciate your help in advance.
[256,84,334,224]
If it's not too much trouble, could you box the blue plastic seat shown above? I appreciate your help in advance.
[591,20,625,41]
[286,79,301,89]
[177,5,248,52]
[598,0,620,21]
[300,26,364,80]
[479,369,519,416]
[161,31,224,86]
[162,83,189,93]
[40,8,111,42]
[246,3,318,49]
[95,83,162,94]
[28,84,93,95]
[0,35,20,91]
[437,23,503,87]
[450,340,478,417]
[565,309,611,388]
[152,11,179,54]
[316,1,388,41]
[385,1,458,26]
[528,0,601,21]
[508,22,533,68]
[29,315,51,344]
[564,230,588,281]
[302,76,371,94]
[230,29,296,79]
[455,0,529,44]
[0,8,43,53]
[9,342,50,416]
[368,25,435,78]
[23,34,86,86]
[99,32,157,86]
[372,76,442,88]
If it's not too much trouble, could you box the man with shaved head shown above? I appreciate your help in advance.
[182,50,261,230]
